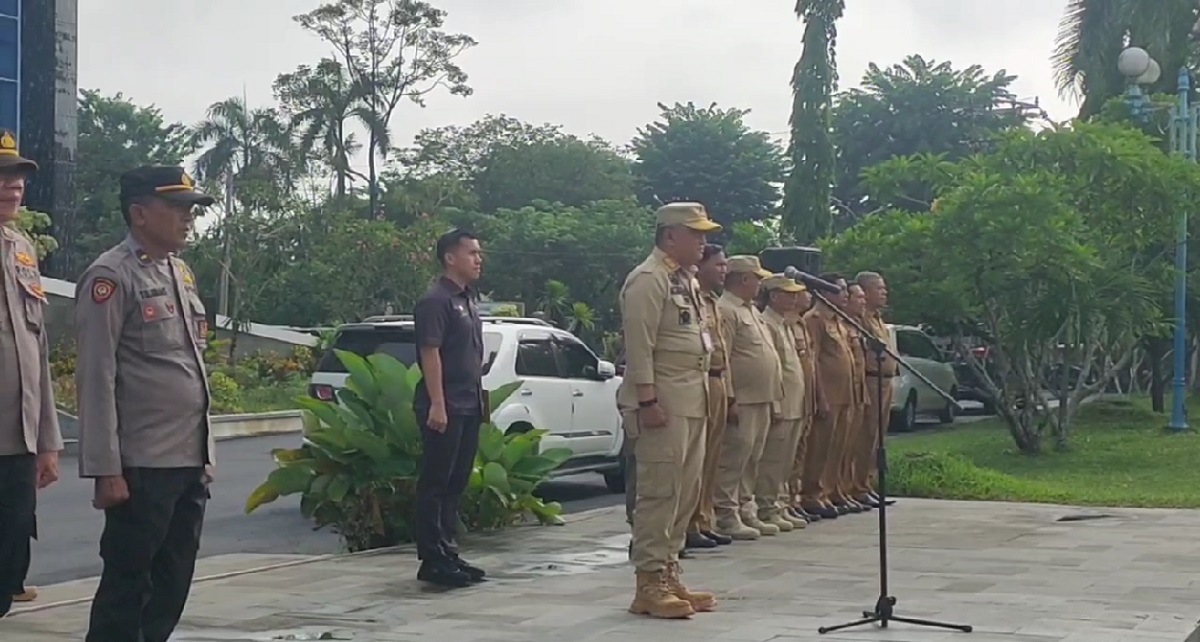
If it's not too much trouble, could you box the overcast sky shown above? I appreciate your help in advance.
[78,0,1072,161]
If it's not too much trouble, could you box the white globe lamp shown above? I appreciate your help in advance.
[1118,47,1153,79]
[1137,58,1162,85]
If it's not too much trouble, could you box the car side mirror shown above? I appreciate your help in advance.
[595,360,617,380]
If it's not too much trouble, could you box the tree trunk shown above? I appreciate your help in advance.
[1147,337,1167,413]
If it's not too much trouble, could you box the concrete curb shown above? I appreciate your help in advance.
[7,551,365,618]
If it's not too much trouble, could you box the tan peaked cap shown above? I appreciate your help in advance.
[655,202,721,232]
[728,255,772,278]
[762,273,805,292]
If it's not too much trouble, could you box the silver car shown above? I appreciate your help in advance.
[887,324,959,431]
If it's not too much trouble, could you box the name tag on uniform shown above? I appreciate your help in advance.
[701,330,714,352]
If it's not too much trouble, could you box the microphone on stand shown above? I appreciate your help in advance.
[783,266,844,295]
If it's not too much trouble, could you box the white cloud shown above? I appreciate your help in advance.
[79,0,1074,165]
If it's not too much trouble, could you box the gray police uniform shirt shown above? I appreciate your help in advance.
[0,224,62,456]
[75,236,215,478]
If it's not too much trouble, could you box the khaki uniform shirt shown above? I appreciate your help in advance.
[718,291,782,405]
[862,312,899,376]
[844,316,869,407]
[700,289,731,395]
[793,318,818,418]
[762,308,806,419]
[75,236,215,477]
[616,249,711,419]
[0,225,62,456]
[804,307,855,407]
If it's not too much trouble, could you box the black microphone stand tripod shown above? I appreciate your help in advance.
[806,290,972,636]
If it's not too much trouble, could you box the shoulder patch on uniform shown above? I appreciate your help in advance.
[91,278,117,304]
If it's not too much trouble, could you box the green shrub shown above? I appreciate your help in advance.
[206,371,242,414]
[888,450,1070,504]
[244,350,572,551]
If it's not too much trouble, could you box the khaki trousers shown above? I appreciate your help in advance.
[840,403,867,499]
[852,377,893,495]
[628,412,706,573]
[788,414,811,502]
[816,404,854,505]
[689,377,728,533]
[713,402,772,522]
[755,417,803,513]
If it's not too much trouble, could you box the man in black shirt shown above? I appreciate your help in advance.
[413,228,486,588]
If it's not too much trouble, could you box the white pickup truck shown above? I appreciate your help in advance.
[307,315,627,491]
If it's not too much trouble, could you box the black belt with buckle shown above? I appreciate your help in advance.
[866,372,896,378]
[708,368,724,378]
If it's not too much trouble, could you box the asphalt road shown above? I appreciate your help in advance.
[27,434,624,586]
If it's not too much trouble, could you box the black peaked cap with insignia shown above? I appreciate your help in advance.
[0,130,38,173]
[119,165,215,207]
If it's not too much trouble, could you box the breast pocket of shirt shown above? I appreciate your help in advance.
[740,318,765,346]
[138,297,188,353]
[17,277,45,335]
[669,294,694,327]
[187,295,208,350]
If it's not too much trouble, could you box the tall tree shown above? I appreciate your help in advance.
[60,90,195,278]
[274,59,388,199]
[398,114,563,181]
[832,55,1027,223]
[473,137,635,212]
[295,0,476,216]
[192,97,295,316]
[782,0,845,243]
[1052,0,1198,119]
[629,102,786,228]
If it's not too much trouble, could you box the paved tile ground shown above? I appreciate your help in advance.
[5,499,1200,641]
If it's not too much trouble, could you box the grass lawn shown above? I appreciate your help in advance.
[887,396,1200,508]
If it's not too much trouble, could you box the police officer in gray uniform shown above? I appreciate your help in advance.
[0,130,62,618]
[75,166,216,642]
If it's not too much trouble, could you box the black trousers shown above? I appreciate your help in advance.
[86,467,208,642]
[0,454,36,612]
[414,412,482,563]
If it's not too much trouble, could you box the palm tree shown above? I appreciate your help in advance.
[191,96,296,316]
[1053,0,1198,119]
[192,96,296,199]
[273,59,390,200]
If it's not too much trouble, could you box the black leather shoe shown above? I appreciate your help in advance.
[453,557,487,582]
[810,505,838,519]
[833,503,852,515]
[701,530,733,545]
[418,560,472,588]
[680,549,693,559]
[856,495,880,509]
[792,506,820,522]
[686,532,718,549]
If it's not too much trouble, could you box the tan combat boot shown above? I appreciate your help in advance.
[780,508,808,529]
[630,570,696,619]
[759,508,795,532]
[665,562,717,612]
[714,516,760,541]
[743,513,780,536]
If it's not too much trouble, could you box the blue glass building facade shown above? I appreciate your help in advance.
[0,0,18,137]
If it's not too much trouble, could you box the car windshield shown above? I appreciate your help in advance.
[315,327,502,374]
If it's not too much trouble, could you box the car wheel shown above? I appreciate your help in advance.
[603,467,626,494]
[890,394,918,432]
[938,391,956,424]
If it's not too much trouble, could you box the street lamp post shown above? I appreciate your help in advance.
[1121,47,1190,432]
